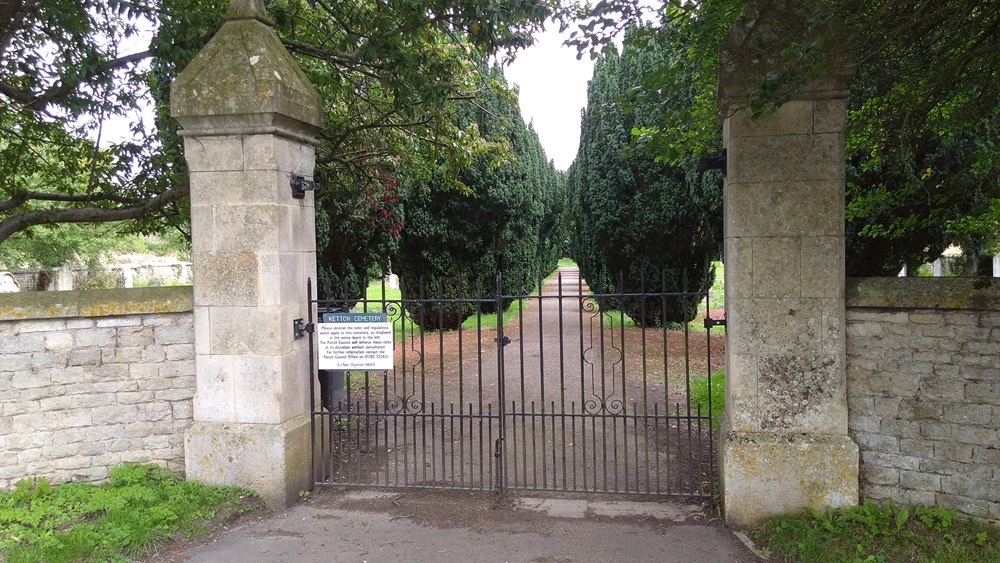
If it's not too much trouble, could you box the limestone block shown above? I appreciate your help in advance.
[279,349,310,419]
[182,136,246,172]
[242,135,317,176]
[726,297,842,356]
[194,354,235,421]
[212,204,286,253]
[193,307,211,355]
[726,100,813,137]
[45,332,74,351]
[813,99,848,134]
[728,133,845,185]
[189,169,283,206]
[757,353,847,433]
[720,420,859,527]
[290,206,317,253]
[800,236,844,298]
[207,306,283,356]
[724,353,760,432]
[723,237,753,298]
[189,206,214,254]
[259,253,304,306]
[751,237,801,298]
[192,252,260,307]
[724,181,844,238]
[184,414,312,509]
[153,319,194,345]
[117,326,154,347]
[233,355,283,423]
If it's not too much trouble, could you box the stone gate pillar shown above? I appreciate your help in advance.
[170,0,322,508]
[717,0,859,526]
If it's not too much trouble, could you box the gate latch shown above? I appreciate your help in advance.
[703,317,726,330]
[494,335,511,347]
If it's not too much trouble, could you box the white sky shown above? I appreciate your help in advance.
[504,24,596,172]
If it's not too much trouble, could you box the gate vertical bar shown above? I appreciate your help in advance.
[495,273,506,494]
[307,278,316,487]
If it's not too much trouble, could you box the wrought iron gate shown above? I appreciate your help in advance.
[308,266,723,499]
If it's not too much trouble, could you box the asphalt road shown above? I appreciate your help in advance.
[157,488,760,563]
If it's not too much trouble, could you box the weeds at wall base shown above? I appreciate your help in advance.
[749,500,1000,563]
[0,462,262,563]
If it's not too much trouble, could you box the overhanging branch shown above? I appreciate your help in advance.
[0,184,189,244]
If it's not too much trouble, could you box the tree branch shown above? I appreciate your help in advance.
[0,184,189,244]
[29,50,152,112]
[0,190,146,213]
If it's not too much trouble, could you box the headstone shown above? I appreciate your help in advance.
[0,272,19,293]
[54,266,74,291]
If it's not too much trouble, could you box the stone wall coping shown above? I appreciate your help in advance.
[847,277,1000,311]
[0,286,193,320]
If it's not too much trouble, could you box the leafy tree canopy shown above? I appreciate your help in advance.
[1,0,555,250]
[563,0,999,275]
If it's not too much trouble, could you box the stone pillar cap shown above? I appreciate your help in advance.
[717,0,855,115]
[170,8,322,138]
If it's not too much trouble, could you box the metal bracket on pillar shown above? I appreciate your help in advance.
[704,316,727,330]
[293,318,313,339]
[290,174,316,199]
[698,149,727,176]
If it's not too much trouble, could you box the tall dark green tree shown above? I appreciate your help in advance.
[569,28,723,326]
[394,62,566,329]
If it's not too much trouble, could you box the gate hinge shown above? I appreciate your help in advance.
[291,174,316,199]
[703,317,726,330]
[293,318,314,339]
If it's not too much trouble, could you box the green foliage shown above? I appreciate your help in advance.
[563,0,1000,277]
[844,55,1000,275]
[2,0,554,277]
[568,27,723,326]
[0,463,260,562]
[751,501,1000,563]
[0,226,188,270]
[394,61,568,330]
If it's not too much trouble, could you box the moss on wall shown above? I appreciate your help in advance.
[0,286,193,320]
[847,277,1000,310]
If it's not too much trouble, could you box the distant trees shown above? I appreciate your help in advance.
[567,28,723,326]
[393,62,567,329]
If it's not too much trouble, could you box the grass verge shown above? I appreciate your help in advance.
[749,501,1000,562]
[0,463,263,563]
[689,371,724,429]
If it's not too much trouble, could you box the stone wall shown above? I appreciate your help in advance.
[0,287,195,489]
[846,277,1000,521]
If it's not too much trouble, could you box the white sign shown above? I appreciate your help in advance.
[317,312,394,370]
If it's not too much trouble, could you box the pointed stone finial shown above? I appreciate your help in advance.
[226,0,274,25]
